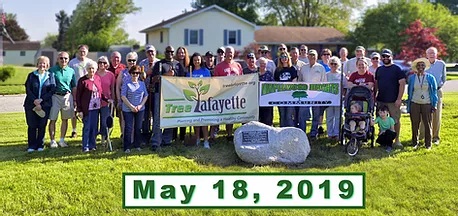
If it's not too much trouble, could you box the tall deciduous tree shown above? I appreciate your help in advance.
[42,33,57,48]
[53,10,71,51]
[3,13,29,41]
[397,19,447,62]
[350,1,458,61]
[65,0,140,52]
[261,0,363,33]
[191,0,260,24]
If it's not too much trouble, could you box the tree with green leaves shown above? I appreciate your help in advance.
[292,91,308,101]
[3,13,28,41]
[350,1,458,61]
[65,0,140,52]
[261,0,363,33]
[183,80,210,113]
[191,0,260,24]
[42,33,57,48]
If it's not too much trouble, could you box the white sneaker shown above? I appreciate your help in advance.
[59,141,68,147]
[27,148,35,153]
[37,148,44,151]
[433,139,440,145]
[50,141,58,148]
[203,141,210,149]
[196,139,201,146]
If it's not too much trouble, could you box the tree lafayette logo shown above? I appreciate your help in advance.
[164,80,247,114]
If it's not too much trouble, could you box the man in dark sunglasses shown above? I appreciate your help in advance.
[149,46,185,151]
[48,52,77,149]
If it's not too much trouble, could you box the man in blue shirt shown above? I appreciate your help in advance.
[420,47,446,145]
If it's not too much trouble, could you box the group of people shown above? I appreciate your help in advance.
[23,42,446,154]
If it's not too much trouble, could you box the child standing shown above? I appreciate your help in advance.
[374,105,397,152]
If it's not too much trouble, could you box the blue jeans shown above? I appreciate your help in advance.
[297,106,311,133]
[98,106,110,139]
[82,110,99,150]
[151,92,173,147]
[123,110,144,151]
[310,106,326,137]
[278,106,295,127]
[25,107,49,150]
[326,106,341,137]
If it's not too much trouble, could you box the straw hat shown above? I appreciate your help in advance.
[411,58,430,72]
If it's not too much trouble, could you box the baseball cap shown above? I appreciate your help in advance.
[259,45,269,52]
[205,51,214,57]
[217,47,225,53]
[370,52,380,59]
[355,46,365,51]
[145,45,156,51]
[308,49,318,56]
[246,53,255,58]
[381,49,393,56]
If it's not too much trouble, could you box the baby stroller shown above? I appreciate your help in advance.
[340,85,375,156]
[104,103,115,151]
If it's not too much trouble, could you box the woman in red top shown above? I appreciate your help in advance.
[95,56,115,145]
[347,57,375,91]
[76,61,111,152]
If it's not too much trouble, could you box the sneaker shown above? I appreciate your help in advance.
[203,141,210,149]
[394,141,403,149]
[136,147,142,151]
[433,139,440,145]
[426,146,432,150]
[385,146,392,152]
[83,148,90,153]
[413,144,419,150]
[27,148,35,153]
[124,149,131,153]
[151,145,159,152]
[71,131,77,138]
[37,148,44,152]
[90,148,96,151]
[59,141,68,147]
[50,140,58,148]
[196,139,201,146]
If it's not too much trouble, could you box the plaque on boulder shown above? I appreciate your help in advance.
[234,121,311,165]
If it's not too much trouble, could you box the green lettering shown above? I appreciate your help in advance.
[181,185,196,204]
[133,180,154,199]
[185,105,192,112]
[160,185,176,199]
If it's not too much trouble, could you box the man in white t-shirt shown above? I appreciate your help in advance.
[342,46,371,78]
[68,44,93,138]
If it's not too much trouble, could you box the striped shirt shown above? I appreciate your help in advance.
[121,80,148,112]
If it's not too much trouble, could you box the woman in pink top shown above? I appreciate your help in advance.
[95,56,115,144]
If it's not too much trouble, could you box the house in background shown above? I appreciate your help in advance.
[139,4,257,55]
[2,41,41,66]
[255,26,350,57]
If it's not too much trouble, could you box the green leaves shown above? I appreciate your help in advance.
[188,81,197,88]
[200,84,210,95]
[183,89,197,101]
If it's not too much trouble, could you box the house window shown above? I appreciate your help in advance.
[189,30,199,45]
[228,30,237,45]
[160,31,163,43]
[2,51,5,56]
[20,51,26,56]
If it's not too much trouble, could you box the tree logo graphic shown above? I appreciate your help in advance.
[183,80,210,112]
[292,91,308,101]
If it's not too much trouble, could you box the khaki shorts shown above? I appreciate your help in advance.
[49,94,75,120]
[377,102,401,124]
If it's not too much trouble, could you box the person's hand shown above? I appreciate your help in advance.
[136,104,143,111]
[431,107,436,113]
[164,67,175,76]
[395,99,402,108]
[130,106,138,113]
[77,112,83,118]
[152,75,161,83]
[107,99,114,104]
[33,99,42,106]
[35,105,42,111]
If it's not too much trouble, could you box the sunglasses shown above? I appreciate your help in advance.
[381,55,391,58]
[416,63,426,67]
[98,61,108,65]
[372,57,379,60]
[166,50,174,54]
[322,53,330,56]
[280,56,288,59]
[130,72,141,75]
[330,63,338,66]
[261,51,269,54]
[300,49,307,51]
[127,59,137,62]
[279,48,286,51]
[59,57,68,60]
[217,51,224,54]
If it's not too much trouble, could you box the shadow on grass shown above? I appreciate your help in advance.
[0,131,401,170]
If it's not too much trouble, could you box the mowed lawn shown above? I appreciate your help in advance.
[0,66,35,95]
[0,93,458,215]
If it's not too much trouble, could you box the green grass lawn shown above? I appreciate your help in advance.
[1,94,458,215]
[446,72,458,81]
[0,66,35,95]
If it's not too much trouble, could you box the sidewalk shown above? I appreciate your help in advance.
[1,80,458,113]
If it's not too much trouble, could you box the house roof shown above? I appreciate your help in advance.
[255,26,349,45]
[2,41,41,50]
[139,4,256,33]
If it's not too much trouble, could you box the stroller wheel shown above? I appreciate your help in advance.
[346,138,359,156]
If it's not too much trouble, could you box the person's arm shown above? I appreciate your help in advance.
[116,71,123,105]
[25,73,38,101]
[110,74,115,101]
[442,61,447,85]
[396,78,406,108]
[374,70,378,98]
[120,82,137,112]
[75,79,83,113]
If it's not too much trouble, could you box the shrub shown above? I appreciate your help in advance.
[23,63,35,67]
[0,66,16,82]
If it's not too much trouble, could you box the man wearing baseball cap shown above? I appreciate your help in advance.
[342,46,371,78]
[374,48,406,149]
[256,45,276,74]
[204,51,216,76]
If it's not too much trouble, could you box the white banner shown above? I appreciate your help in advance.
[160,74,259,128]
[259,82,341,107]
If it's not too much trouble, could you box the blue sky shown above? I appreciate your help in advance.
[3,0,380,45]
